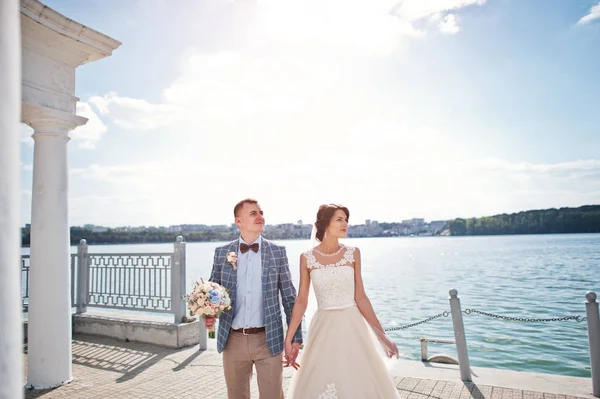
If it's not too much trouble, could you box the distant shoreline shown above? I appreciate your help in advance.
[21,205,600,246]
[19,231,600,248]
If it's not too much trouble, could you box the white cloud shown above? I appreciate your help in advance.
[477,158,600,174]
[248,0,423,53]
[389,0,484,34]
[70,163,162,183]
[82,0,487,137]
[577,2,600,25]
[89,92,182,131]
[81,1,410,134]
[66,156,600,226]
[253,0,482,47]
[439,14,460,34]
[71,102,108,149]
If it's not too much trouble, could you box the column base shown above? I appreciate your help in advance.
[25,377,74,391]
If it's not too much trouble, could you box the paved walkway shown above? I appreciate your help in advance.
[23,335,593,399]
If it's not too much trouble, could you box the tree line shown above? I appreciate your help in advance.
[20,227,240,246]
[20,227,309,246]
[20,204,600,245]
[445,205,600,236]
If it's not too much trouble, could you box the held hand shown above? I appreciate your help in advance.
[290,342,301,368]
[283,341,292,367]
[283,341,301,370]
[204,316,216,329]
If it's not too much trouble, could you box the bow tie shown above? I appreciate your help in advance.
[240,243,259,254]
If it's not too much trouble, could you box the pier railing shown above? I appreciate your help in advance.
[21,254,77,312]
[384,289,600,397]
[21,236,188,324]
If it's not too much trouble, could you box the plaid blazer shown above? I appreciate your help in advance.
[209,238,303,355]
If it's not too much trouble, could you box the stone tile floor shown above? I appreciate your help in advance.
[23,335,590,399]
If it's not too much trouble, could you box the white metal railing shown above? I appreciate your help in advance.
[22,236,187,323]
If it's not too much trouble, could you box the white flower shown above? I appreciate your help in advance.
[200,282,212,292]
[226,251,238,270]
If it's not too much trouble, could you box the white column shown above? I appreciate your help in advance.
[0,0,23,398]
[23,107,86,389]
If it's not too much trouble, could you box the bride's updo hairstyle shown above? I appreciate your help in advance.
[314,204,350,242]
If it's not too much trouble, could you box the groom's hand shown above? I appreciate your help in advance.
[204,316,216,329]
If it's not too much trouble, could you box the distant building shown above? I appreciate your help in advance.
[429,220,446,233]
[402,218,425,225]
[279,223,294,232]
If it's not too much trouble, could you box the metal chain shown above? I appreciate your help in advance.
[463,308,587,323]
[384,311,450,332]
[383,308,588,332]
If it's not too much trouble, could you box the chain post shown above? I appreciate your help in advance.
[449,289,472,381]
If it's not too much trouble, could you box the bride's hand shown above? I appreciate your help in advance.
[380,333,399,359]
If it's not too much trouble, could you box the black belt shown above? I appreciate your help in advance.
[230,327,265,335]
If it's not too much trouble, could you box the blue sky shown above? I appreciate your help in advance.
[20,0,600,227]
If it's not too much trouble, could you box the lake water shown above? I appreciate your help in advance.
[22,233,600,377]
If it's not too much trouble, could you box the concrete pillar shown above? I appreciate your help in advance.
[0,0,23,397]
[23,106,86,389]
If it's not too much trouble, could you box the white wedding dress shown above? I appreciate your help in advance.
[287,245,400,398]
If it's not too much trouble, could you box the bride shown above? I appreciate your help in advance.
[284,203,400,398]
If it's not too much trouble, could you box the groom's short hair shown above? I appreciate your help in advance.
[234,198,259,217]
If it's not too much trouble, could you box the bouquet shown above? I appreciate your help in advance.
[186,279,232,339]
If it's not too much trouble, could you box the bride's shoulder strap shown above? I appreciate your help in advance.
[343,245,356,264]
[303,249,318,269]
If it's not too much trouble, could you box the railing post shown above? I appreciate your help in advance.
[449,289,472,381]
[586,291,600,397]
[172,236,186,323]
[198,318,208,351]
[76,239,89,314]
[420,338,428,361]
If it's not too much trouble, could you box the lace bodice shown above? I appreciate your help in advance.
[304,245,356,310]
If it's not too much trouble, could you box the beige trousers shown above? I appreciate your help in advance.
[222,330,284,399]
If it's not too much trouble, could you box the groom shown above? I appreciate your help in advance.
[207,198,303,399]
